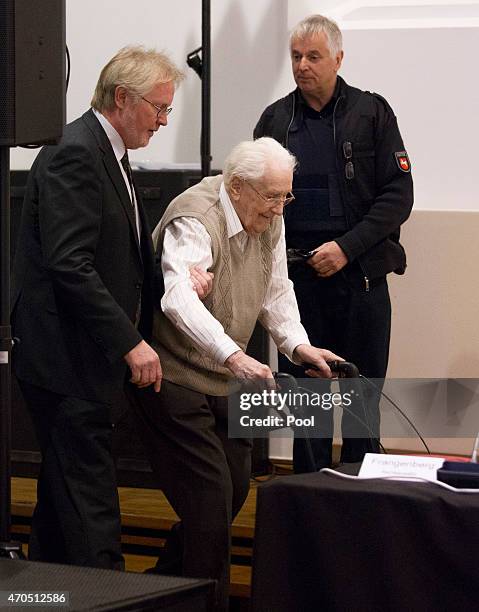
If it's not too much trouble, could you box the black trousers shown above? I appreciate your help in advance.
[280,262,391,473]
[18,380,124,570]
[129,380,253,612]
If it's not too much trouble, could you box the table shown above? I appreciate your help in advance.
[251,471,479,612]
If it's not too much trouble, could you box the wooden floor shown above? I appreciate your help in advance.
[10,474,276,600]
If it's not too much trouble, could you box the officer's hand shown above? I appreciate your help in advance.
[308,241,348,277]
[293,344,344,378]
[190,266,214,300]
[124,340,163,392]
[225,350,275,388]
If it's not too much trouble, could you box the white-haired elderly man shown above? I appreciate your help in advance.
[129,136,341,611]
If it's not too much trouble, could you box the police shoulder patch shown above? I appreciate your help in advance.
[394,151,411,173]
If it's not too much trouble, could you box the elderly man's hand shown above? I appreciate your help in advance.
[190,266,214,300]
[308,241,348,277]
[292,344,344,378]
[225,350,275,387]
[124,340,163,392]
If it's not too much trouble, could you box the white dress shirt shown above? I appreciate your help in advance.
[93,109,141,239]
[160,181,310,366]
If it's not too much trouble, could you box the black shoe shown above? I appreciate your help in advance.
[144,558,182,576]
[144,522,183,576]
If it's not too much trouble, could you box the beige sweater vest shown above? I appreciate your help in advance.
[153,175,282,396]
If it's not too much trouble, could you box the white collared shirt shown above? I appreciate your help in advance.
[160,181,310,366]
[93,109,141,239]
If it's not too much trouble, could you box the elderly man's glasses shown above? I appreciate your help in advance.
[141,96,173,118]
[244,180,295,207]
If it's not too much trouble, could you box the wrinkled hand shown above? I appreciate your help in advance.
[225,350,275,388]
[292,344,344,378]
[190,266,214,300]
[308,241,348,277]
[124,340,162,392]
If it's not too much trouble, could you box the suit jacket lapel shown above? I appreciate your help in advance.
[82,110,142,259]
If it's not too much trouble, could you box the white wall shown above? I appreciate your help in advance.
[340,26,479,212]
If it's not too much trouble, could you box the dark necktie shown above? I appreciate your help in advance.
[120,151,135,206]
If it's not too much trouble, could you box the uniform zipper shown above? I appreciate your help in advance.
[284,94,296,149]
[333,92,370,292]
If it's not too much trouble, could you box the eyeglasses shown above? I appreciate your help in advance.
[244,180,295,207]
[141,96,173,118]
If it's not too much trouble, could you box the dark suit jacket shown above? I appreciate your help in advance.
[11,109,155,403]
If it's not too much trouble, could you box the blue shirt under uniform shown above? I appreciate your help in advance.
[286,89,347,251]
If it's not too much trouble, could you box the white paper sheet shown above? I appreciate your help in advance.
[358,453,445,481]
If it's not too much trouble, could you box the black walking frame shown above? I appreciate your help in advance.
[272,361,378,472]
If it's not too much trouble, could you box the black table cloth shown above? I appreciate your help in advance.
[252,471,479,612]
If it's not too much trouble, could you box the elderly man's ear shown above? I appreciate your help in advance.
[189,266,214,300]
[229,177,242,201]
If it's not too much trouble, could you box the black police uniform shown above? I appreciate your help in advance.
[254,76,413,472]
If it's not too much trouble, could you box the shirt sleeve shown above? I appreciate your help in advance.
[258,219,311,362]
[160,217,241,365]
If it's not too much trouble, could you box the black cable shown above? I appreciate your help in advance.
[258,367,429,474]
[65,44,70,92]
[294,382,387,456]
[359,375,431,454]
[303,361,429,454]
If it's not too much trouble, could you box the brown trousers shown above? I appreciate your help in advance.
[128,380,253,611]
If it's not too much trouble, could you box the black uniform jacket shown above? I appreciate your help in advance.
[254,76,414,281]
[11,109,155,403]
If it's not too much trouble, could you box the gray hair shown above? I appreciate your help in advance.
[223,138,296,189]
[290,14,343,57]
[91,45,184,112]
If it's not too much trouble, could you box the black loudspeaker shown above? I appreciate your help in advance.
[0,559,215,611]
[134,168,213,229]
[0,0,65,146]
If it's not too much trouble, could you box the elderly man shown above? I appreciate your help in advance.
[130,137,341,611]
[254,14,414,472]
[11,46,185,569]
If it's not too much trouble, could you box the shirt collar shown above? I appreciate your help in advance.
[219,181,246,239]
[92,108,126,161]
[296,76,341,114]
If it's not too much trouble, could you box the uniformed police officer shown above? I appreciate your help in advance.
[254,14,413,472]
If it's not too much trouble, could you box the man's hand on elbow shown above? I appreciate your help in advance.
[124,340,163,392]
[190,266,214,300]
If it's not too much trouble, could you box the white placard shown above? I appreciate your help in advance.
[358,453,445,481]
[0,351,8,364]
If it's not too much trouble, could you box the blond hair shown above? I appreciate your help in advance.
[91,45,184,112]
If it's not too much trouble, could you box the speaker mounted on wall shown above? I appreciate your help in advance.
[0,0,66,146]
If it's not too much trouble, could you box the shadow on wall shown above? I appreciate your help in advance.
[211,0,290,168]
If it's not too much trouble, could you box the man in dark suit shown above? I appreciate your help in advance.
[11,46,183,569]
